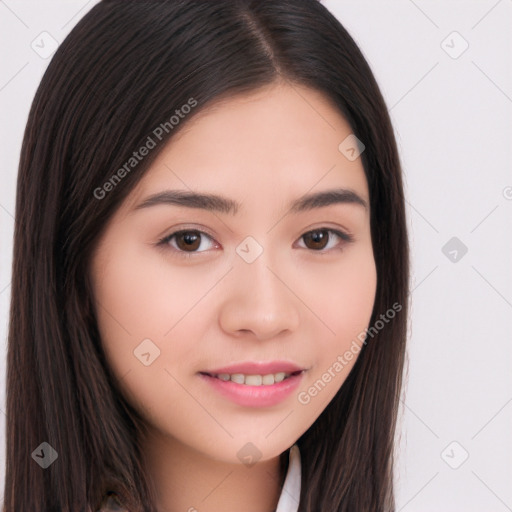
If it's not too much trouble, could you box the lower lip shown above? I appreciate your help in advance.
[198,372,304,407]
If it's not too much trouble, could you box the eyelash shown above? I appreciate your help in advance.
[156,227,355,259]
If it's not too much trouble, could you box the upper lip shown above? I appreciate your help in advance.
[201,360,305,375]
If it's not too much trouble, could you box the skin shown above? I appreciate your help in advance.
[89,81,377,512]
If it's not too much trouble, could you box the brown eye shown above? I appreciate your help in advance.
[302,229,330,250]
[299,228,353,252]
[175,231,201,251]
[158,229,217,256]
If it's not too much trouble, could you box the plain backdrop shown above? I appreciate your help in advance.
[1,1,511,510]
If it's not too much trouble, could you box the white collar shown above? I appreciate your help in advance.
[275,444,301,512]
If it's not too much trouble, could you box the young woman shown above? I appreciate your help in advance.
[3,1,409,511]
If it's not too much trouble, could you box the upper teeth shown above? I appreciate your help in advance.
[214,372,292,386]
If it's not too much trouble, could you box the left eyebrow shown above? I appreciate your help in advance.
[131,187,368,215]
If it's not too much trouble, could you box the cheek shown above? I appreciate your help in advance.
[297,246,377,403]
[92,241,194,343]
[90,240,216,390]
[90,241,167,380]
[309,245,377,343]
[335,256,377,336]
[90,245,188,420]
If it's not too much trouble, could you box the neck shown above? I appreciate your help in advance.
[141,428,288,512]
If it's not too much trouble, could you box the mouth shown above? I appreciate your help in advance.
[198,367,306,407]
[199,370,304,386]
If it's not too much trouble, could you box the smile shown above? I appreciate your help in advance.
[201,370,303,386]
[198,370,305,407]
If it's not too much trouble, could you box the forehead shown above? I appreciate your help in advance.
[123,82,369,216]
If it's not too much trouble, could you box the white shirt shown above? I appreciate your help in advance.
[275,444,301,512]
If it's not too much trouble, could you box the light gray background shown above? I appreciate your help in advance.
[1,1,511,510]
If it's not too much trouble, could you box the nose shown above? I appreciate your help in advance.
[218,251,301,341]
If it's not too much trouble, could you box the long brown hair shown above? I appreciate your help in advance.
[3,1,409,510]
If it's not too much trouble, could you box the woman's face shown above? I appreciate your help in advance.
[89,82,377,463]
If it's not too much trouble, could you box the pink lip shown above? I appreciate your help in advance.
[202,360,304,375]
[198,371,305,407]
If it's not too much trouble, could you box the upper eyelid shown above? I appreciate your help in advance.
[159,220,353,239]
